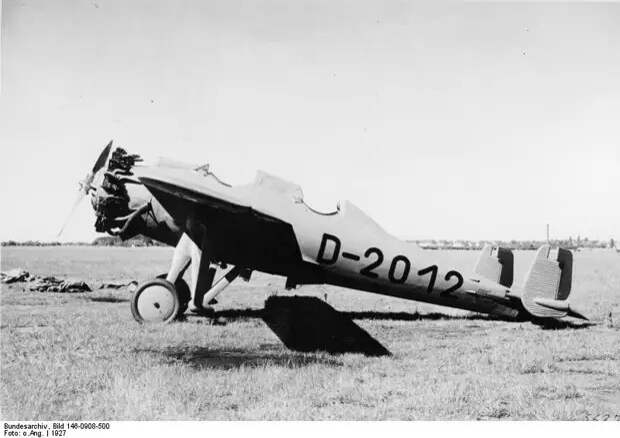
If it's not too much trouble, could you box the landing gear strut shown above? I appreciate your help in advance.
[130,232,243,324]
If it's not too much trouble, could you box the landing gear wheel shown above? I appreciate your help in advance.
[131,279,180,324]
[156,275,191,316]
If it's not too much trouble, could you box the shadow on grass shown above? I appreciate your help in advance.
[89,296,130,303]
[193,307,513,323]
[169,297,393,357]
[261,296,392,356]
[342,311,512,322]
[136,347,343,370]
[193,300,594,331]
[189,297,393,356]
[531,318,595,330]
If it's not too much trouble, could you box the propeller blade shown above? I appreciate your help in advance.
[57,192,86,237]
[59,140,113,236]
[91,140,113,174]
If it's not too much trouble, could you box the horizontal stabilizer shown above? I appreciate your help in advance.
[533,298,588,320]
[474,244,514,287]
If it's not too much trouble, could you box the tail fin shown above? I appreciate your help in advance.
[521,245,586,320]
[474,244,514,287]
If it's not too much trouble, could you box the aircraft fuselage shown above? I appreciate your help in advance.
[93,148,575,322]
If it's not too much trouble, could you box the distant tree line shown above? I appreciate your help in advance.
[91,235,166,247]
[2,235,166,247]
[2,235,615,249]
[2,241,72,247]
[414,237,616,251]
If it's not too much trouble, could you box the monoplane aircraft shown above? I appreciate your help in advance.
[62,142,587,324]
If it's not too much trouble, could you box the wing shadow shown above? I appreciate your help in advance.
[261,296,392,357]
[184,296,393,356]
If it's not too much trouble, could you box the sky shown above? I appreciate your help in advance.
[0,0,619,243]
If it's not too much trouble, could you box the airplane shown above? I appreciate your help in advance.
[62,142,588,324]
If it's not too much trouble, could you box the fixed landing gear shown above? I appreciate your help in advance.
[157,274,191,315]
[130,232,244,324]
[131,278,179,323]
[130,277,191,323]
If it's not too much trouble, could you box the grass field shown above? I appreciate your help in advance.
[1,246,619,420]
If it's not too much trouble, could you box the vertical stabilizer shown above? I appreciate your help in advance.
[474,244,514,287]
[521,245,584,319]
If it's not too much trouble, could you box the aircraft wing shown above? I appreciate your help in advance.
[134,166,250,216]
[133,166,306,272]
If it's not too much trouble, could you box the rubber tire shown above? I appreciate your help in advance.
[131,278,180,324]
[156,274,191,316]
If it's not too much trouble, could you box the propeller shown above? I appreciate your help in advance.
[57,140,114,237]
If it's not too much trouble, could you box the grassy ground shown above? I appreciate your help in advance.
[1,246,619,420]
